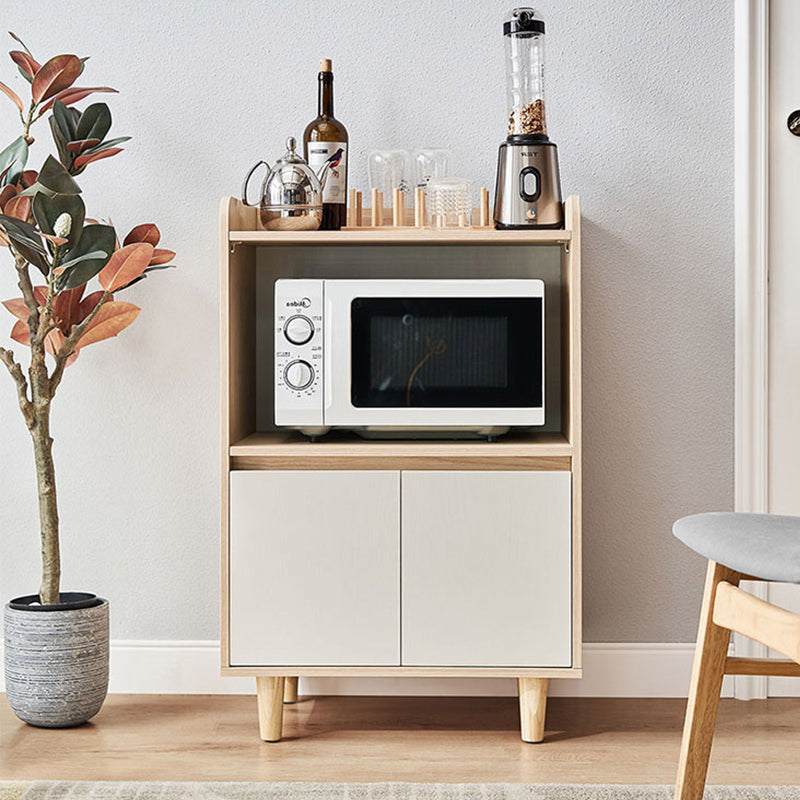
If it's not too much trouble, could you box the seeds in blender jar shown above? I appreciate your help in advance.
[507,99,547,136]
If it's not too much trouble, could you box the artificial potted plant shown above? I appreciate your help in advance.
[0,34,174,727]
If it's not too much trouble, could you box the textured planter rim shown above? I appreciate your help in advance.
[8,592,104,612]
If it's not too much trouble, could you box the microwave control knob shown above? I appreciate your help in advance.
[283,314,314,345]
[284,359,314,390]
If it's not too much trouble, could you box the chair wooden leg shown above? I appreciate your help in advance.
[256,677,285,742]
[675,561,740,800]
[518,677,548,743]
[284,676,299,704]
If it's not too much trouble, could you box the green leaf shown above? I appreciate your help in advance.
[52,99,78,141]
[32,192,85,250]
[0,214,49,275]
[0,214,44,250]
[57,223,116,290]
[0,137,29,187]
[83,136,131,155]
[48,115,73,168]
[38,155,81,195]
[75,103,111,143]
[58,250,107,269]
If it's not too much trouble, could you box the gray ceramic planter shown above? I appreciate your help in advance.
[4,593,109,728]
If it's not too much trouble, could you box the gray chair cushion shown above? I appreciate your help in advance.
[673,512,800,583]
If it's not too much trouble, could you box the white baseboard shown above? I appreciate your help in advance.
[0,640,740,697]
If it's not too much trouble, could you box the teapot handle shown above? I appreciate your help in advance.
[241,160,270,207]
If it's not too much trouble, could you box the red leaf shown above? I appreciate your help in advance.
[66,138,101,155]
[45,328,62,356]
[33,286,49,307]
[31,54,82,104]
[0,80,23,112]
[2,298,29,322]
[0,231,11,248]
[42,328,77,364]
[148,248,175,266]
[5,195,31,221]
[0,185,18,208]
[77,300,140,348]
[10,319,30,346]
[98,243,154,291]
[124,224,161,247]
[73,148,123,170]
[54,285,85,335]
[19,170,38,189]
[78,290,106,322]
[10,50,41,79]
[41,233,68,247]
[39,85,117,112]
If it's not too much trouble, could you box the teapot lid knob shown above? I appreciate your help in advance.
[286,136,297,152]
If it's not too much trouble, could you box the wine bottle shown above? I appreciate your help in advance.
[303,58,349,231]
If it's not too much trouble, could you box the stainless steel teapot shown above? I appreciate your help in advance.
[241,137,330,231]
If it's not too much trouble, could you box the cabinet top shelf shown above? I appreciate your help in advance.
[222,195,579,246]
[228,228,572,246]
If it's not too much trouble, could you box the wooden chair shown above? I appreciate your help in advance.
[673,512,800,800]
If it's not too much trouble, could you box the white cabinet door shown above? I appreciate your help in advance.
[401,470,572,667]
[229,470,400,666]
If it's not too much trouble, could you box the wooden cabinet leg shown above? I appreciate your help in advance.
[256,677,285,742]
[675,561,739,800]
[518,677,548,743]
[284,676,299,704]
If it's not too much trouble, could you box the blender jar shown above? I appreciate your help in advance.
[504,7,547,138]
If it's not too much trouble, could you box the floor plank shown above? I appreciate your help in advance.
[1,695,799,784]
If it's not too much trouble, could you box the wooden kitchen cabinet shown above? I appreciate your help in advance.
[401,470,572,668]
[220,195,582,743]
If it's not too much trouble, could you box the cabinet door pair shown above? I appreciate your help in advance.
[229,470,572,668]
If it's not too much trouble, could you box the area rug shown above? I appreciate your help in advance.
[3,784,800,800]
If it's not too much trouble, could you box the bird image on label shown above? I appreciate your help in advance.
[308,142,347,203]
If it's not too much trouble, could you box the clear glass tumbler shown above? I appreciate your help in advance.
[367,150,411,199]
[425,177,472,229]
[411,148,450,188]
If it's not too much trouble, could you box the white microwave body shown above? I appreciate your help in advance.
[274,279,545,437]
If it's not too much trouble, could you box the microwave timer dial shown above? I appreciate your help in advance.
[283,314,314,345]
[283,359,315,391]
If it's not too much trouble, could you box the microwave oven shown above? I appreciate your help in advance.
[274,278,545,439]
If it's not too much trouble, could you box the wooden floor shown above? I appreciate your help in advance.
[1,695,800,784]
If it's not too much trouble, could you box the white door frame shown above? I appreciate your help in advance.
[734,0,770,700]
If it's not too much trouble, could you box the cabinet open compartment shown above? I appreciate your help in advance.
[220,195,582,741]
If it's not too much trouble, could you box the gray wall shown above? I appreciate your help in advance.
[0,0,733,642]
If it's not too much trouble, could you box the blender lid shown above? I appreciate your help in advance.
[503,7,545,36]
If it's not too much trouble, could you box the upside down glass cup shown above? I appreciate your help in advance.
[425,178,472,229]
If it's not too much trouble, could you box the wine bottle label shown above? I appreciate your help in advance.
[307,142,347,204]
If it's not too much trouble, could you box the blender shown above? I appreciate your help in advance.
[494,8,563,229]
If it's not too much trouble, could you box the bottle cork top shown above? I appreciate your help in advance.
[319,58,332,72]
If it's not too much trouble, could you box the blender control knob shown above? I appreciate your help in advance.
[283,314,315,345]
[284,359,314,390]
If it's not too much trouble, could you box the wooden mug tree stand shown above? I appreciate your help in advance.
[344,185,493,230]
[220,191,582,743]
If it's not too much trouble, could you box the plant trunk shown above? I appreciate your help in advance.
[30,400,60,606]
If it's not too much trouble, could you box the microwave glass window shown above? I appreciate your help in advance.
[351,297,542,408]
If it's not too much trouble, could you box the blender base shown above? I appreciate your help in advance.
[493,139,564,229]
